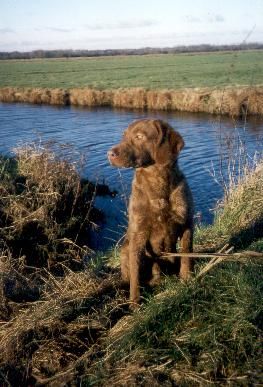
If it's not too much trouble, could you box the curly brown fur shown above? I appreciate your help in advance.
[108,119,194,306]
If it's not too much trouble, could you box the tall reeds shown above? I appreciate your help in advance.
[1,86,263,116]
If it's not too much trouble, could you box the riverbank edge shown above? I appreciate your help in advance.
[1,151,262,385]
[0,85,263,116]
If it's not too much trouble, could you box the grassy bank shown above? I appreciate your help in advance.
[0,144,114,305]
[0,145,262,385]
[1,85,263,116]
[0,51,262,89]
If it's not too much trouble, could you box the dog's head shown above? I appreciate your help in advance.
[108,119,184,168]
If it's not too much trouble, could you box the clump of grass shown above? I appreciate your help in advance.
[70,88,112,106]
[0,143,102,271]
[0,145,121,383]
[248,238,263,252]
[0,260,126,385]
[147,90,172,110]
[195,156,263,251]
[0,87,70,105]
[113,87,147,109]
[0,142,116,321]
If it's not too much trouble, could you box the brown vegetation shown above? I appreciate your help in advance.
[1,86,263,116]
[0,87,70,105]
[112,87,147,109]
[70,88,112,106]
[0,143,114,319]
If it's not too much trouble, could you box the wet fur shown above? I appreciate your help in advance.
[108,119,194,306]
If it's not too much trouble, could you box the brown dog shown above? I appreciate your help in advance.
[108,119,194,307]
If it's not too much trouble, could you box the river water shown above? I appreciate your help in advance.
[0,102,262,249]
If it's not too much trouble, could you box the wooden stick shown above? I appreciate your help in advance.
[161,251,263,259]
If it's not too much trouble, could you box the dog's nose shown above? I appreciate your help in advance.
[108,148,119,159]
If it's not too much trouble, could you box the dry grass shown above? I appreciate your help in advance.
[195,155,263,251]
[0,260,126,385]
[0,143,100,270]
[69,88,113,106]
[0,144,123,384]
[169,86,263,116]
[0,87,70,105]
[0,269,116,364]
[1,86,263,116]
[0,143,111,324]
[113,87,147,109]
[147,90,172,110]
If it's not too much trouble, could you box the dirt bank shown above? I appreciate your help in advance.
[0,86,263,116]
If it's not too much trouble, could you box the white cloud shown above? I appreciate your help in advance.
[35,27,75,33]
[207,14,225,23]
[185,14,225,24]
[85,20,158,31]
[185,16,202,23]
[0,28,15,34]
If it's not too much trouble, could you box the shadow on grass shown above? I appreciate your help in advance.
[229,220,263,250]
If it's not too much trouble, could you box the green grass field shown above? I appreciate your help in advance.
[0,50,262,89]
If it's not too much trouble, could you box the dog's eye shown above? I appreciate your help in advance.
[135,133,144,140]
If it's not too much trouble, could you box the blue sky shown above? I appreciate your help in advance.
[0,0,263,51]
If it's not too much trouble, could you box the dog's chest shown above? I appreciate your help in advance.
[129,169,190,226]
[129,172,171,220]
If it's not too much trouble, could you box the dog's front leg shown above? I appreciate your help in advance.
[180,226,193,279]
[129,232,146,308]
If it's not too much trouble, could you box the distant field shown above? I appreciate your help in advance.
[0,50,262,89]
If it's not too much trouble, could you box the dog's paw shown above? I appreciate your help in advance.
[148,275,161,287]
[129,300,140,311]
[179,269,192,281]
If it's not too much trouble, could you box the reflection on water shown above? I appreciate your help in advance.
[0,102,262,249]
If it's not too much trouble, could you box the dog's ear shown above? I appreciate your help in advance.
[169,129,185,155]
[154,120,184,164]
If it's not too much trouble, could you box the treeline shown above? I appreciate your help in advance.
[1,42,263,60]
